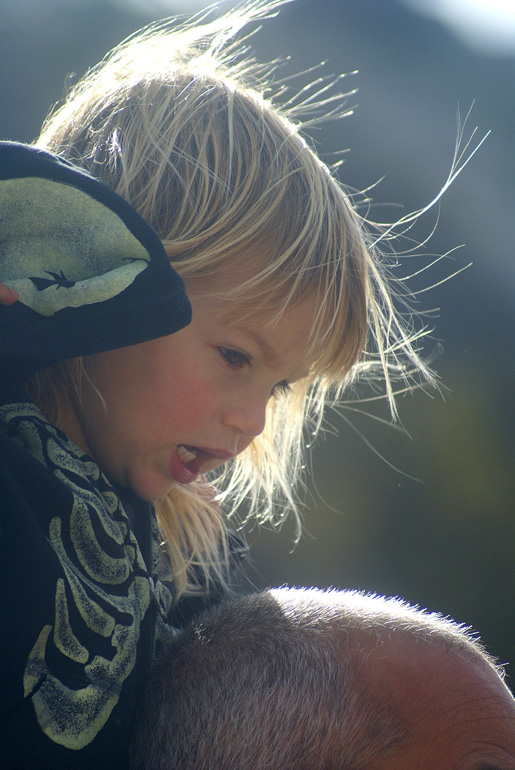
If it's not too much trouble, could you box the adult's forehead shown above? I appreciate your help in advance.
[364,637,515,770]
[365,634,512,708]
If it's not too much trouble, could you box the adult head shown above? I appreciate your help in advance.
[129,587,515,769]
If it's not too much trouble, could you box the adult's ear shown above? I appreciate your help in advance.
[0,283,18,306]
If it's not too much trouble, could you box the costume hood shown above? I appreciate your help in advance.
[0,141,191,379]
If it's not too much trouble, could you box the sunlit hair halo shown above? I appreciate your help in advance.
[34,0,451,596]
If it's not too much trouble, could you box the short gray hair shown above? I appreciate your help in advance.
[129,587,501,769]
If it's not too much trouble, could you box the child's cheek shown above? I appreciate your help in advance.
[168,379,221,428]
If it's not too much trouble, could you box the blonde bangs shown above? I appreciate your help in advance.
[33,1,437,596]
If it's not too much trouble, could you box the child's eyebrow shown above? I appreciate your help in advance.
[241,327,310,382]
[241,328,279,364]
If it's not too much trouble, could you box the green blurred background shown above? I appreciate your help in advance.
[2,0,513,681]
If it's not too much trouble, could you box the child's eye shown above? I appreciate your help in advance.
[270,380,292,398]
[218,347,251,369]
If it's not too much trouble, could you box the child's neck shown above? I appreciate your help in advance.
[39,387,95,459]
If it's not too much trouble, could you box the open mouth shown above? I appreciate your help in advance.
[177,445,198,466]
[170,445,204,485]
[172,444,233,485]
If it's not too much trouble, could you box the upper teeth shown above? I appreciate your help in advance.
[177,445,197,464]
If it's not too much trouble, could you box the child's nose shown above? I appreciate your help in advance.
[222,394,268,439]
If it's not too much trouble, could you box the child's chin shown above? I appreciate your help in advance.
[129,472,173,503]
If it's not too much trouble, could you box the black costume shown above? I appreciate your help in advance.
[0,143,241,769]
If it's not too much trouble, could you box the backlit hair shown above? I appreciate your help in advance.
[33,1,436,596]
[128,587,504,769]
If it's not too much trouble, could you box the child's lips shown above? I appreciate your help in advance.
[169,445,234,485]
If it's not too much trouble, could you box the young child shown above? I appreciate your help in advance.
[0,2,437,767]
[129,587,515,770]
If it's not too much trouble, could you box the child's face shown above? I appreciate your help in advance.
[66,280,315,500]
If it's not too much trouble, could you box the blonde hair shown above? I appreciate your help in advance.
[33,1,434,597]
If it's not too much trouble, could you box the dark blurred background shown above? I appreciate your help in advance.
[2,0,514,680]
